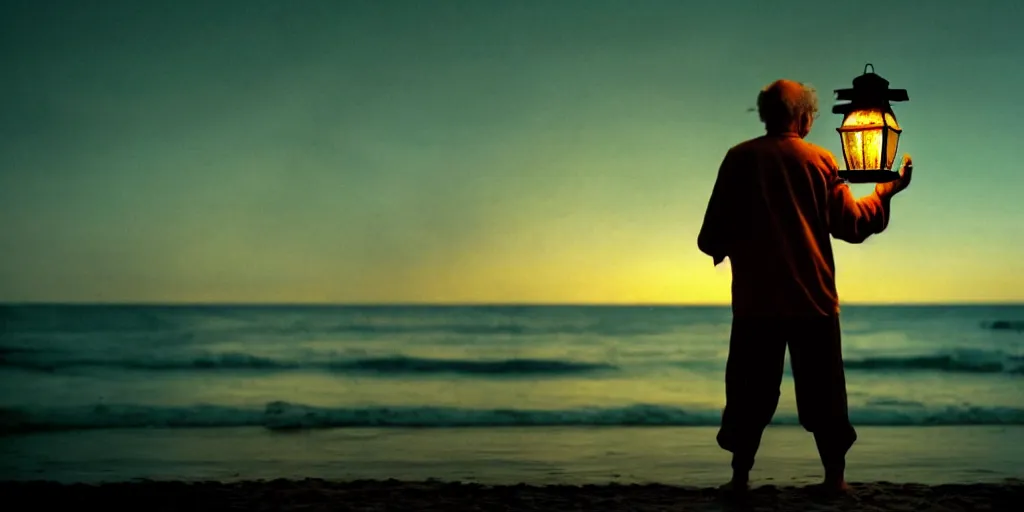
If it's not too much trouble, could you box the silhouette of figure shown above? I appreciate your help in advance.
[697,79,913,493]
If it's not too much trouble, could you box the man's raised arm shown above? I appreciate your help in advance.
[828,154,913,244]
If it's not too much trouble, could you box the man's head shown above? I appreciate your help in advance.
[757,79,818,138]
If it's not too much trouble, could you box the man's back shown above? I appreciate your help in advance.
[698,132,890,317]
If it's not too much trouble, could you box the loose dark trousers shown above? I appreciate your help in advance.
[716,315,857,473]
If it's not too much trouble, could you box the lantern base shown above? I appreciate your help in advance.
[838,170,901,184]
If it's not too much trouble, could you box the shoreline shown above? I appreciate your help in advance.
[4,426,1023,487]
[2,478,1021,511]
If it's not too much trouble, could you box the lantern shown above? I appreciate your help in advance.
[832,64,909,183]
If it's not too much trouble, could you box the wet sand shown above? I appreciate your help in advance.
[2,478,1021,511]
[6,426,1024,486]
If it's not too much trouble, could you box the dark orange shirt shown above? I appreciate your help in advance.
[697,132,890,317]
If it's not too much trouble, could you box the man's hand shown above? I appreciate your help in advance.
[875,155,913,199]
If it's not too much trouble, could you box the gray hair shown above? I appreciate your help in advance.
[756,80,818,128]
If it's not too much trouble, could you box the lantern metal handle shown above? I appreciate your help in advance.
[864,63,875,74]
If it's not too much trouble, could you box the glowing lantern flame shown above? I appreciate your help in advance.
[838,108,902,174]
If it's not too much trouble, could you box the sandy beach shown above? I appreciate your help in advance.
[2,478,1021,511]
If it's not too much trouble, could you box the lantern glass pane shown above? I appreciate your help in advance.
[841,131,864,170]
[885,127,901,170]
[840,109,888,171]
[840,127,884,170]
[841,108,886,129]
[884,111,901,131]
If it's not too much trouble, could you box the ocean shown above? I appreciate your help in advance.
[1,304,1022,486]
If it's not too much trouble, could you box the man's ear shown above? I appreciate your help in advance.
[799,113,813,135]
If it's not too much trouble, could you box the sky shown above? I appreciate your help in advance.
[1,0,1022,304]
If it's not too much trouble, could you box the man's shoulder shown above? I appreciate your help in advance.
[721,138,764,165]
[726,137,763,154]
[730,135,833,156]
[726,136,840,179]
[796,140,839,164]
[724,136,840,172]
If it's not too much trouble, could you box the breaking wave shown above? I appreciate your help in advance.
[0,353,615,376]
[844,351,1023,375]
[982,320,1024,332]
[4,401,1024,435]
[4,348,1021,376]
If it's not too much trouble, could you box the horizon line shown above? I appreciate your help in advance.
[2,301,1022,307]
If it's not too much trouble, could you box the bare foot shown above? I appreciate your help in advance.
[718,479,750,494]
[807,479,851,497]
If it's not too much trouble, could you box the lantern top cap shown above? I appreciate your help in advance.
[832,63,908,115]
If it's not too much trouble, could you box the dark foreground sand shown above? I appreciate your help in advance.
[1,479,1021,511]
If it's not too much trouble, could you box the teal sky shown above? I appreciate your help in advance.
[1,0,1022,304]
